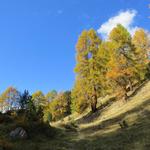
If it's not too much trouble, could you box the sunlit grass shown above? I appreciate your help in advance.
[0,81,150,150]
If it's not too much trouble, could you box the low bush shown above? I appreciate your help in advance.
[0,114,13,124]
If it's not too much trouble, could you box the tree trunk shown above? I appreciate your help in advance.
[91,98,97,113]
[123,86,128,102]
[91,87,97,113]
[128,79,133,91]
[124,92,128,101]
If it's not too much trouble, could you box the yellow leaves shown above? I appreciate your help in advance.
[119,54,127,64]
[109,24,131,45]
[76,30,88,53]
[132,28,149,49]
[47,91,71,121]
[0,87,19,102]
[74,25,150,113]
[106,68,120,79]
[107,64,134,80]
[32,91,46,107]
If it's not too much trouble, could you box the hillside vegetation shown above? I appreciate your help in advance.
[52,80,150,150]
[0,80,150,150]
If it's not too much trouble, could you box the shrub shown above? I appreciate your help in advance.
[0,114,13,124]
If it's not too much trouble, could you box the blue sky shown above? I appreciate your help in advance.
[0,0,149,94]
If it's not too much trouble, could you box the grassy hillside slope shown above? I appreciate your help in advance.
[51,81,150,150]
[0,81,150,150]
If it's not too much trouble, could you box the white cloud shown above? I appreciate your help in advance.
[97,10,139,39]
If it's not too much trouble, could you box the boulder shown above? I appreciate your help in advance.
[10,127,28,140]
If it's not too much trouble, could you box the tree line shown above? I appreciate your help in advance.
[0,88,71,122]
[0,24,150,122]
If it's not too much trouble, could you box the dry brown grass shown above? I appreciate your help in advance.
[52,81,150,138]
[1,81,150,150]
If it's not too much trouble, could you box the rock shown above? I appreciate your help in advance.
[10,127,28,140]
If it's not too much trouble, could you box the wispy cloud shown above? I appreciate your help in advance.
[57,9,63,15]
[97,10,139,39]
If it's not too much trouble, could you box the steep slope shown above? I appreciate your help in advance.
[51,81,150,150]
[0,81,150,150]
[77,81,150,133]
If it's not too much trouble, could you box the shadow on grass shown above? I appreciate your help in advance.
[76,97,116,125]
[128,80,149,100]
[1,104,150,150]
[79,98,150,133]
[75,81,149,125]
[70,109,150,150]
